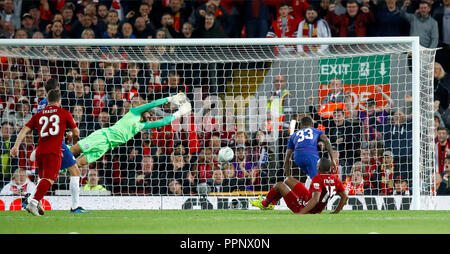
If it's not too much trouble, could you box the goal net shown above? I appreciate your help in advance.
[0,38,437,210]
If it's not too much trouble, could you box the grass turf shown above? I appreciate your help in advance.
[0,210,449,234]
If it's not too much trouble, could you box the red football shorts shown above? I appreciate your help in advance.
[36,153,62,181]
[284,182,310,214]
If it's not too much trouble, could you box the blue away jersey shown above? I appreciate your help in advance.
[37,97,48,113]
[287,127,324,157]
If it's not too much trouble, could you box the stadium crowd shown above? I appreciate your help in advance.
[0,0,449,197]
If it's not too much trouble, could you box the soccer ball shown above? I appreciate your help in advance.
[218,147,234,162]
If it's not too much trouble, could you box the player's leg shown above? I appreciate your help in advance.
[283,181,310,214]
[26,154,61,216]
[62,144,90,213]
[70,143,82,156]
[76,155,89,168]
[249,181,287,210]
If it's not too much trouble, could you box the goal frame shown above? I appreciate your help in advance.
[0,37,426,210]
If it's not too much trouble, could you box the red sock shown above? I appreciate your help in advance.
[263,187,282,206]
[33,179,52,202]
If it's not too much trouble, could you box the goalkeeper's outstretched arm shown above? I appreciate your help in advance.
[144,102,192,130]
[131,93,188,114]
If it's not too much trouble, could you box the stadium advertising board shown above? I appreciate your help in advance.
[1,196,449,211]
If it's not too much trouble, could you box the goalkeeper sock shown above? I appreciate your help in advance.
[33,178,52,202]
[263,187,282,207]
[70,176,80,210]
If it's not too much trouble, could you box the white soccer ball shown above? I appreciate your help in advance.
[218,147,234,162]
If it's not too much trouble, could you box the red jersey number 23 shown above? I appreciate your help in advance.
[39,115,60,137]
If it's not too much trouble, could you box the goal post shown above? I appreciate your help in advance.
[0,37,439,211]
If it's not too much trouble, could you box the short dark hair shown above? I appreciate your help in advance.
[438,126,449,134]
[301,116,314,127]
[45,78,59,93]
[318,157,331,172]
[279,3,289,8]
[47,89,61,103]
[419,1,432,7]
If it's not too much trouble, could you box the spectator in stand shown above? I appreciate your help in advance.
[266,3,299,54]
[162,0,192,33]
[435,171,450,195]
[296,6,331,55]
[433,0,450,71]
[71,104,94,139]
[120,22,136,39]
[134,16,155,38]
[383,109,412,176]
[0,122,13,182]
[97,4,109,24]
[326,0,375,37]
[2,98,32,132]
[343,163,371,195]
[243,0,271,38]
[161,70,189,100]
[232,144,260,191]
[70,13,100,38]
[193,0,230,31]
[122,78,139,102]
[168,179,185,195]
[47,20,67,38]
[95,111,110,130]
[106,85,125,123]
[61,2,76,33]
[0,168,36,196]
[266,74,297,133]
[103,23,119,38]
[21,13,38,38]
[433,62,450,114]
[0,0,21,30]
[211,167,245,192]
[91,78,108,118]
[401,0,439,48]
[106,10,120,25]
[0,21,15,38]
[373,150,400,195]
[193,11,227,38]
[328,108,361,174]
[67,81,93,116]
[191,147,217,187]
[181,22,194,38]
[392,176,411,195]
[436,127,450,174]
[134,155,160,194]
[83,169,107,191]
[371,0,410,36]
[359,146,378,184]
[160,150,193,195]
[350,87,393,142]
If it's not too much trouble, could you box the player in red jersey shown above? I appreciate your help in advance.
[10,89,79,216]
[250,157,348,214]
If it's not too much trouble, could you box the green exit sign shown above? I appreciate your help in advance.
[319,55,391,84]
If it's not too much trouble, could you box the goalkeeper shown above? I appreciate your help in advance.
[69,93,190,168]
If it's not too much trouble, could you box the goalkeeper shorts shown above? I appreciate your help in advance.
[77,129,112,164]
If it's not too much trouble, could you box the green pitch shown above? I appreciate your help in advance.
[1,210,449,234]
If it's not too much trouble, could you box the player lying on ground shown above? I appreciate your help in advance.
[69,93,191,168]
[285,116,336,188]
[250,157,348,214]
[26,78,89,214]
[10,89,80,216]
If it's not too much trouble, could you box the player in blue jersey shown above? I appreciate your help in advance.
[284,115,336,188]
[25,79,89,214]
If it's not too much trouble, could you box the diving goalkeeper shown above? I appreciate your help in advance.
[68,93,190,168]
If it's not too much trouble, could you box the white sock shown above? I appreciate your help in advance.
[70,176,80,210]
[305,176,312,190]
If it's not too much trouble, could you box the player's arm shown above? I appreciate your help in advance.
[298,191,321,214]
[320,134,336,168]
[131,94,187,114]
[330,191,348,214]
[284,149,294,177]
[10,126,32,157]
[144,102,192,129]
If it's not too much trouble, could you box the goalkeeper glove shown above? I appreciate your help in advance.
[168,93,187,106]
[173,102,192,119]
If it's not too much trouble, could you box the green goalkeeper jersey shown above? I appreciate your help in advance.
[104,97,175,148]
